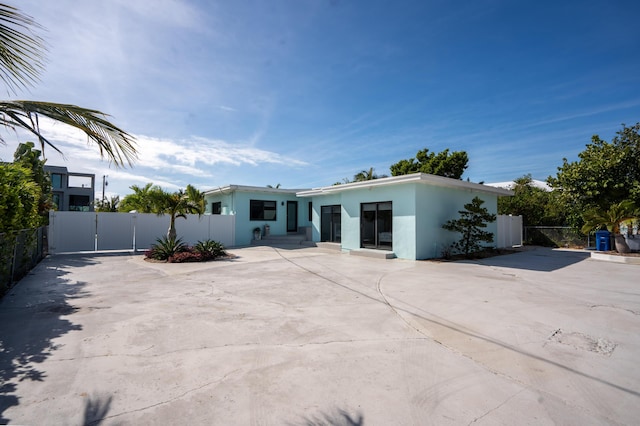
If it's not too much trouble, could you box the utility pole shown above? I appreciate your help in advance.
[102,175,108,202]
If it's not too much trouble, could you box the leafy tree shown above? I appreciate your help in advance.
[0,163,40,232]
[443,196,496,258]
[497,174,565,226]
[13,141,52,222]
[0,4,136,166]
[95,195,120,212]
[390,148,468,179]
[118,183,164,213]
[548,123,640,228]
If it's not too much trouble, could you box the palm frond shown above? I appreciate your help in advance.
[0,4,46,93]
[0,100,137,167]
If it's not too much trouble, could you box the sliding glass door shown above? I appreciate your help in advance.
[320,205,341,242]
[360,202,392,250]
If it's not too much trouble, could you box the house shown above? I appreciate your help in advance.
[204,185,312,246]
[44,166,95,212]
[204,173,513,260]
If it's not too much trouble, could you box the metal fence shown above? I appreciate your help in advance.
[524,226,589,248]
[48,211,236,254]
[0,226,48,294]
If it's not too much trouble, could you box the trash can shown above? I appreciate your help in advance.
[595,230,611,251]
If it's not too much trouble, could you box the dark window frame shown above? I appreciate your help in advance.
[250,199,277,221]
[211,201,222,215]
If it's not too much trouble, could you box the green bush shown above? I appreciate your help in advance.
[145,237,187,261]
[145,238,226,262]
[194,239,226,259]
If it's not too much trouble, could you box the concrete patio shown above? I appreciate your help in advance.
[0,246,638,425]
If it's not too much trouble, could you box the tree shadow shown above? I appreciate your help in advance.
[83,393,113,426]
[292,407,364,426]
[0,254,96,423]
[460,247,590,272]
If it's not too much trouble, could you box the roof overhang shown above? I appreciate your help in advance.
[296,173,513,197]
[204,184,309,196]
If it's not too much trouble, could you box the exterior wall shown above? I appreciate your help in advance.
[205,190,311,246]
[45,165,95,212]
[310,193,342,242]
[339,184,417,260]
[415,185,499,259]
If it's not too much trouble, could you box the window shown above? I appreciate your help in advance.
[52,193,61,210]
[212,201,222,214]
[69,195,91,212]
[51,174,62,189]
[308,201,313,222]
[250,200,277,221]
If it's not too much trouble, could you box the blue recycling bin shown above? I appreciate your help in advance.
[595,230,611,251]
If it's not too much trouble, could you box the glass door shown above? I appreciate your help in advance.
[360,202,392,250]
[287,201,298,232]
[320,205,341,242]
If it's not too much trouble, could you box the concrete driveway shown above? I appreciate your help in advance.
[0,246,638,425]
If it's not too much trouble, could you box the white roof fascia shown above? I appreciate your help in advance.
[296,173,513,197]
[204,184,308,196]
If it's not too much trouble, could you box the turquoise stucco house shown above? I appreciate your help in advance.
[204,173,513,259]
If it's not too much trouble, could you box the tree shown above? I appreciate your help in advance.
[497,174,565,226]
[581,200,639,253]
[118,183,164,213]
[154,187,205,240]
[0,4,137,166]
[353,167,387,182]
[95,195,120,212]
[0,163,40,232]
[442,196,497,258]
[13,141,52,222]
[390,148,468,179]
[548,123,640,228]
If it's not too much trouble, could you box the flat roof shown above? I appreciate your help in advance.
[296,173,513,197]
[204,184,310,196]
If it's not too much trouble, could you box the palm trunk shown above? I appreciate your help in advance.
[614,234,631,254]
[167,216,177,240]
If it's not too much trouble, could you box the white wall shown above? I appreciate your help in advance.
[48,212,235,254]
[497,215,523,248]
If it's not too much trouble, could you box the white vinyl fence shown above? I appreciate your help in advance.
[497,214,523,248]
[48,211,235,254]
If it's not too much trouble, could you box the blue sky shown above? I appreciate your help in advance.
[1,0,639,198]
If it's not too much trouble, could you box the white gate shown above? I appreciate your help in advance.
[497,215,523,248]
[48,211,235,254]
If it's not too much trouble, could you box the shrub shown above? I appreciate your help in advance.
[145,237,187,261]
[194,239,226,259]
[144,238,227,262]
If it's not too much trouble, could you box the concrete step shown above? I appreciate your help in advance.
[315,242,342,251]
[251,234,309,246]
[349,248,396,259]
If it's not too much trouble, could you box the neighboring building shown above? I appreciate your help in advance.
[486,179,551,191]
[44,166,95,212]
[204,173,513,260]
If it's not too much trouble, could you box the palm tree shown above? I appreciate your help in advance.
[353,167,388,182]
[0,4,137,167]
[95,195,120,212]
[118,183,163,213]
[156,188,204,240]
[582,200,639,253]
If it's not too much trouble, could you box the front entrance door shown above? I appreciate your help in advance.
[361,202,392,250]
[320,205,341,242]
[287,201,298,232]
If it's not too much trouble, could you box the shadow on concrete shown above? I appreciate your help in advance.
[83,393,113,426]
[462,247,591,272]
[0,254,97,424]
[291,407,364,426]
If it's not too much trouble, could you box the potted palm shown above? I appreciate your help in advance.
[581,200,639,254]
